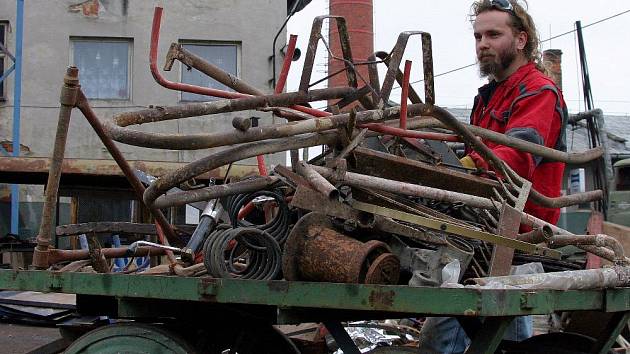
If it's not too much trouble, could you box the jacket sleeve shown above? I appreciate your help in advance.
[469,89,562,179]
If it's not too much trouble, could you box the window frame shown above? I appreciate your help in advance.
[0,21,8,101]
[178,40,241,102]
[69,36,133,101]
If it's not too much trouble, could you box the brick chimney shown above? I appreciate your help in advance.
[543,49,563,90]
[328,0,374,110]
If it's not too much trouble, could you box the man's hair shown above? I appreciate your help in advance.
[470,0,542,69]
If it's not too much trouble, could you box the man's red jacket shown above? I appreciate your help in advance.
[468,62,568,225]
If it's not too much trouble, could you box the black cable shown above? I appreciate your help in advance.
[203,225,281,280]
[225,189,291,245]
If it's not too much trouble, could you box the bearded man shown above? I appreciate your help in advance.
[417,1,568,352]
[461,0,568,225]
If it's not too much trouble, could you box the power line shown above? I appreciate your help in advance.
[391,8,630,91]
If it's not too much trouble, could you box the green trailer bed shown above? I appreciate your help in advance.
[0,269,629,353]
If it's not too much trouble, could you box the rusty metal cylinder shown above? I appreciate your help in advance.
[232,116,251,131]
[283,212,399,284]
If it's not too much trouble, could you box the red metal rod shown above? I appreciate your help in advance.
[256,155,268,176]
[237,202,257,221]
[360,123,460,142]
[254,34,299,176]
[275,34,298,94]
[150,7,328,118]
[400,60,412,129]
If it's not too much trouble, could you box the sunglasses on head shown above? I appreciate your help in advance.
[489,0,515,15]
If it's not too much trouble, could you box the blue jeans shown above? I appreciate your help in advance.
[417,316,533,354]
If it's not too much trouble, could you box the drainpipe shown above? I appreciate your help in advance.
[10,0,24,235]
[328,0,373,110]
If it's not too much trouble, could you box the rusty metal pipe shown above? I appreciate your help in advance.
[295,161,339,199]
[369,51,423,105]
[520,213,630,264]
[405,117,604,165]
[108,99,400,150]
[361,123,459,142]
[153,176,281,209]
[308,164,497,209]
[75,90,179,264]
[48,246,169,265]
[151,7,328,118]
[112,87,354,127]
[165,43,264,96]
[549,234,625,261]
[471,266,630,290]
[33,67,80,269]
[518,225,553,244]
[144,132,339,209]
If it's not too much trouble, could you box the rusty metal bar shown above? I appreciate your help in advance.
[549,234,625,261]
[299,15,357,92]
[108,99,401,150]
[48,246,170,265]
[520,213,629,264]
[517,225,553,244]
[371,51,423,105]
[295,161,339,199]
[471,266,630,290]
[152,176,281,209]
[151,7,328,118]
[74,91,180,264]
[360,123,459,142]
[399,60,411,129]
[308,164,497,209]
[144,132,339,209]
[406,117,604,166]
[32,67,79,269]
[380,32,433,106]
[112,87,354,127]
[164,43,264,96]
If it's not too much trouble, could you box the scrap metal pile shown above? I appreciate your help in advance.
[31,8,629,290]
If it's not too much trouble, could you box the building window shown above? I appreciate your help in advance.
[180,42,238,102]
[0,22,7,100]
[71,38,132,100]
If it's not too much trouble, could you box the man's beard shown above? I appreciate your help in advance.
[478,43,517,79]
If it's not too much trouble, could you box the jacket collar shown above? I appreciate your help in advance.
[478,61,538,104]
[477,62,538,98]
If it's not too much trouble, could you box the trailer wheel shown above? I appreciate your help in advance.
[64,323,197,354]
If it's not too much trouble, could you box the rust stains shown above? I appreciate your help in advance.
[0,140,32,155]
[69,0,100,17]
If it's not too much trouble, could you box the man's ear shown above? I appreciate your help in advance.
[516,31,527,51]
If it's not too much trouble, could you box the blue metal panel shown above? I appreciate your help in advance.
[10,0,24,235]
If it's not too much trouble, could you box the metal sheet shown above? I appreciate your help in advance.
[489,204,522,276]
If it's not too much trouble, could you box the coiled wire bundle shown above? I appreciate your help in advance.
[203,224,281,280]
[225,189,291,245]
